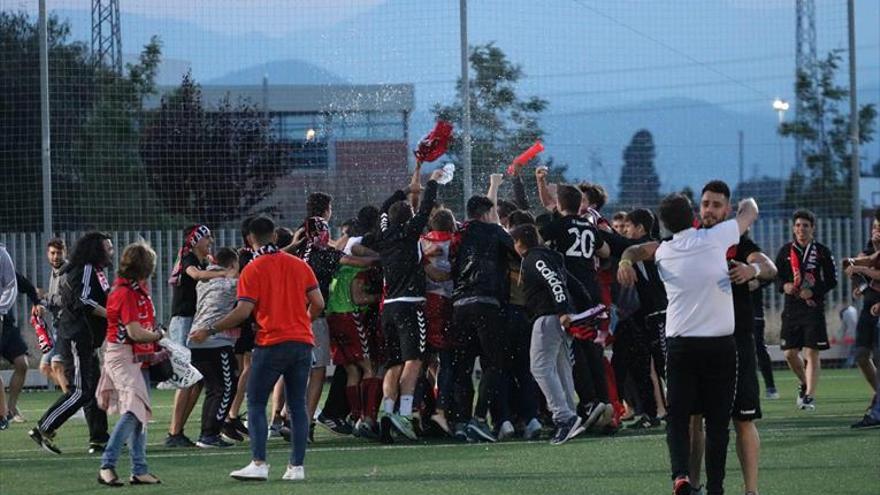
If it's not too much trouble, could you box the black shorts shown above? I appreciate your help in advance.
[780,308,829,351]
[855,292,880,350]
[234,321,255,354]
[382,302,427,366]
[732,331,762,421]
[1,314,29,363]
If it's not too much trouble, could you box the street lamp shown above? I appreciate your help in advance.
[772,98,790,181]
[772,97,790,124]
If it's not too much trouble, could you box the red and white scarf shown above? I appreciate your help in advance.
[252,243,279,259]
[168,225,211,286]
[790,242,818,306]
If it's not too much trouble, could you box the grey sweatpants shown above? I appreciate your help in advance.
[530,315,577,424]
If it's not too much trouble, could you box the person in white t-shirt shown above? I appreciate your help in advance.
[617,193,758,495]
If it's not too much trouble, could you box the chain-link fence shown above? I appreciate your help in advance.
[1,0,879,363]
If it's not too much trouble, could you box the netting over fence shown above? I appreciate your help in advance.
[1,1,879,360]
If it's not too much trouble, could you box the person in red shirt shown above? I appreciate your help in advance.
[96,242,164,486]
[191,216,323,483]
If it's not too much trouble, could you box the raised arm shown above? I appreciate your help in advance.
[487,173,503,224]
[408,162,423,211]
[736,198,759,235]
[535,166,557,211]
[405,171,443,237]
[510,171,530,210]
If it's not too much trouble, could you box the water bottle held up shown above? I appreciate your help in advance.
[436,163,455,185]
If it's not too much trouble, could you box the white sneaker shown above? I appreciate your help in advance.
[282,465,305,481]
[230,461,269,481]
[524,418,542,440]
[156,381,175,390]
[497,420,515,441]
[72,409,86,420]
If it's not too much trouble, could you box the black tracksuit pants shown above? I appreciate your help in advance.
[666,335,737,495]
[191,346,238,438]
[39,329,108,444]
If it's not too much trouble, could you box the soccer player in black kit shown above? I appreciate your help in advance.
[375,168,445,440]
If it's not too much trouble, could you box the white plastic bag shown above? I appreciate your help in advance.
[158,337,203,388]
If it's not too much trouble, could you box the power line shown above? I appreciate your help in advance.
[547,96,769,117]
[568,0,775,99]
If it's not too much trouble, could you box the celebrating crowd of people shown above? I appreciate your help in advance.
[1,160,878,495]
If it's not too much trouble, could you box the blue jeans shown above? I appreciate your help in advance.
[101,412,148,475]
[247,341,312,466]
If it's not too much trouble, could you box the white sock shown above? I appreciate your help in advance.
[383,398,395,415]
[399,395,414,417]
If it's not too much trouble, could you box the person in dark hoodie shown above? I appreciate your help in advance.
[510,223,586,446]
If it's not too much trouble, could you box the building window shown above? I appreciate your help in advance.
[332,111,404,141]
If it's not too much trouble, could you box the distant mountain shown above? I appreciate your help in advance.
[207,59,347,85]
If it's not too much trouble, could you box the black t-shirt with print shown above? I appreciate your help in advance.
[171,252,206,317]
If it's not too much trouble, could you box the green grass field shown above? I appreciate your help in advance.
[1,369,877,495]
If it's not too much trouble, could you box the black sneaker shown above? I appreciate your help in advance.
[452,422,469,442]
[851,414,880,429]
[465,418,497,443]
[796,383,807,407]
[627,414,662,430]
[228,417,249,438]
[308,422,315,444]
[29,428,62,455]
[0,416,8,431]
[579,401,607,431]
[88,443,106,454]
[279,425,292,442]
[549,415,584,446]
[221,422,245,443]
[164,433,196,448]
[316,413,353,436]
[379,415,395,444]
[800,394,816,411]
[196,435,234,448]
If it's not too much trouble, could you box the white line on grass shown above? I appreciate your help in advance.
[0,423,865,462]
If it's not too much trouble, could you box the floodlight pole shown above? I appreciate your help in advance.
[459,0,473,211]
[39,0,53,285]
[847,0,862,251]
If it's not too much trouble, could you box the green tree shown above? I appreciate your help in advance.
[0,11,164,231]
[617,129,661,210]
[140,72,289,227]
[432,43,567,215]
[779,50,877,216]
[67,36,166,230]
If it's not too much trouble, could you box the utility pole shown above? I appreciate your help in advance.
[92,0,123,74]
[39,0,52,286]
[847,0,862,251]
[459,0,473,210]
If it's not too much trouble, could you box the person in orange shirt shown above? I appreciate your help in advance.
[191,216,323,483]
